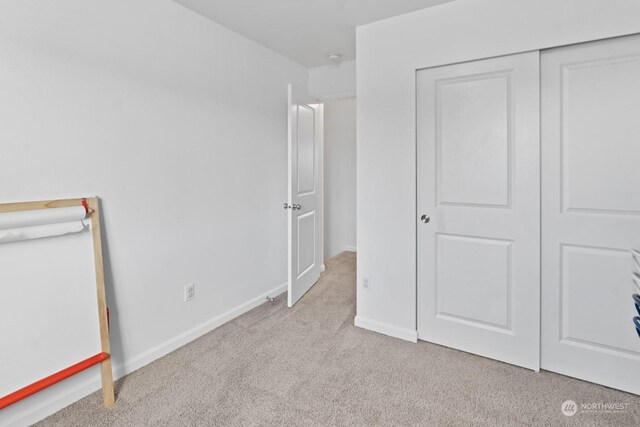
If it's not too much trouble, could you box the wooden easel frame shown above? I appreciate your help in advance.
[0,197,115,409]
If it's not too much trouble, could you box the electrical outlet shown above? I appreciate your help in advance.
[184,283,195,302]
[361,277,370,292]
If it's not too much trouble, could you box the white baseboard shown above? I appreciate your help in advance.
[344,246,357,252]
[354,315,418,343]
[113,282,287,378]
[3,283,288,427]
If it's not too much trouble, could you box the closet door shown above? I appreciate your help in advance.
[541,35,640,395]
[417,52,540,370]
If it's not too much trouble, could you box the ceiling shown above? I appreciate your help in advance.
[172,0,454,67]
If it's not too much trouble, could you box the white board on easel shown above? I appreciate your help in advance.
[0,198,114,413]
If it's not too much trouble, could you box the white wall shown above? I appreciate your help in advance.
[0,1,307,425]
[324,98,357,258]
[356,0,640,340]
[309,60,356,101]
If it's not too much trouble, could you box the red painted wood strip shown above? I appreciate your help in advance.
[0,352,109,410]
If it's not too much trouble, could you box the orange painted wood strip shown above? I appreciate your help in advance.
[0,353,109,410]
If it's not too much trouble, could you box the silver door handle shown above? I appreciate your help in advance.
[420,214,430,223]
[292,204,301,210]
[284,203,292,209]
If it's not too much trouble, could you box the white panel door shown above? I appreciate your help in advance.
[287,84,323,307]
[417,52,540,370]
[541,35,640,394]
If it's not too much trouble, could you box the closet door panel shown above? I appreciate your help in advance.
[417,52,540,370]
[541,35,640,395]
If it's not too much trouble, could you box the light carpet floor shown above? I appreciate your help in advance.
[38,252,639,426]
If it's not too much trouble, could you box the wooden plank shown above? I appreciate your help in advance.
[0,198,86,213]
[86,197,115,408]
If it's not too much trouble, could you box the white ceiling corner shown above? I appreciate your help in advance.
[172,0,455,67]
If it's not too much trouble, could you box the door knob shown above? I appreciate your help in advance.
[284,203,292,209]
[292,204,302,210]
[420,214,430,223]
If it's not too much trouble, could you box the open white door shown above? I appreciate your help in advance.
[287,84,323,307]
[417,52,540,370]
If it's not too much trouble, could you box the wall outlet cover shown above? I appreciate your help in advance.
[184,283,195,302]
